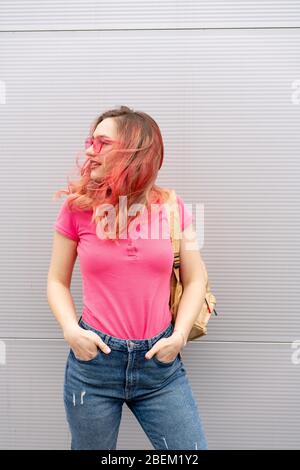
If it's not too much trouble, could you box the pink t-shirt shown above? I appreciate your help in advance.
[53,192,193,339]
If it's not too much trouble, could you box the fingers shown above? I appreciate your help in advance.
[145,338,169,360]
[145,344,159,360]
[87,330,111,354]
[97,336,111,354]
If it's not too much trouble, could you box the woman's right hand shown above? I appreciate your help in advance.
[63,324,111,361]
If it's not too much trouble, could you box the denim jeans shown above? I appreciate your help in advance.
[63,316,208,450]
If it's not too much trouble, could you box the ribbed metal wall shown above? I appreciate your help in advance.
[0,1,299,449]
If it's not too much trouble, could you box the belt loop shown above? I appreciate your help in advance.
[103,335,109,345]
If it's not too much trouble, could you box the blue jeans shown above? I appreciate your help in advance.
[63,316,208,450]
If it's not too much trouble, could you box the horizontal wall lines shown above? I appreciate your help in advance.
[1,26,300,34]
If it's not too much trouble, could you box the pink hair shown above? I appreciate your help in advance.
[53,105,171,243]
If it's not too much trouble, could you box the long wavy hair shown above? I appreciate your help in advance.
[53,105,171,244]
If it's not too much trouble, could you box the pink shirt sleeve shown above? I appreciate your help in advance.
[53,198,79,241]
[176,194,194,231]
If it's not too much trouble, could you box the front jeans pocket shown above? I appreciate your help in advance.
[70,347,101,364]
[152,352,180,367]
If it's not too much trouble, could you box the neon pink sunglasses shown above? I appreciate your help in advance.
[84,136,121,154]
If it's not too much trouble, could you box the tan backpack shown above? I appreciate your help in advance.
[165,189,218,341]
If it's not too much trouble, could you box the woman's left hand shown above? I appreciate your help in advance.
[144,332,184,362]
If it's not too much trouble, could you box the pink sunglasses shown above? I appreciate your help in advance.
[85,135,164,169]
[84,136,121,154]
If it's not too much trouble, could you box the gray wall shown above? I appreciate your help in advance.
[0,1,300,449]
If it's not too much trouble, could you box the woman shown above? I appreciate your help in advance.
[47,105,208,450]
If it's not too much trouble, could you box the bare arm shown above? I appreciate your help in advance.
[47,231,79,335]
[172,222,207,346]
[47,231,111,359]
